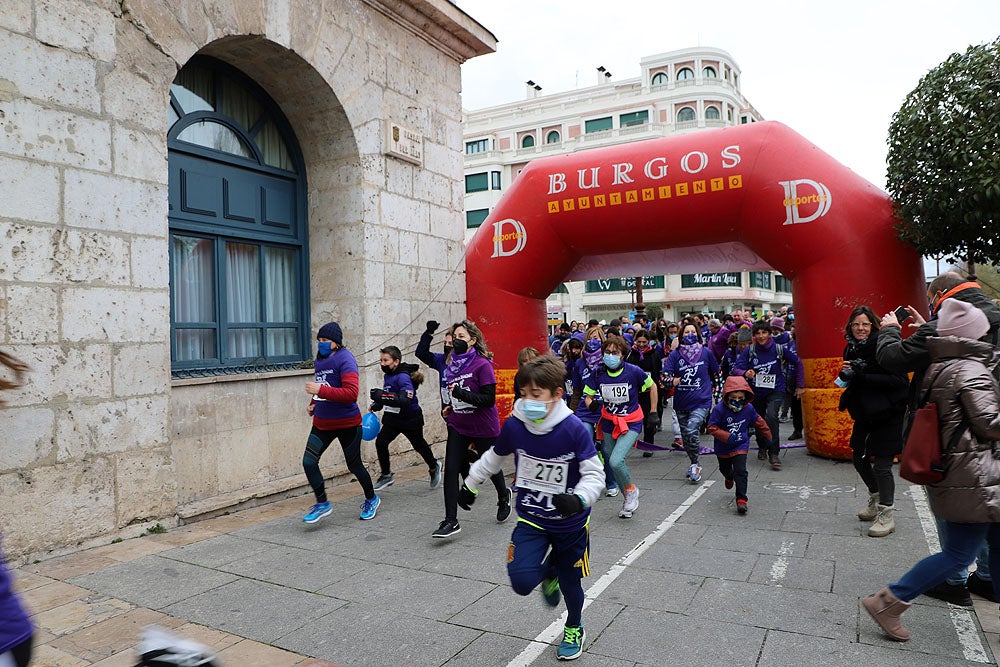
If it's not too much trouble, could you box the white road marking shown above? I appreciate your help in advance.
[768,539,796,586]
[909,484,989,663]
[505,481,715,667]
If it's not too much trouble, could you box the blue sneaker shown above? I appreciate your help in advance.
[360,494,381,520]
[303,502,332,524]
[557,625,585,660]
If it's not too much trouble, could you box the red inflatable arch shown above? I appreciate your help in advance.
[465,121,925,459]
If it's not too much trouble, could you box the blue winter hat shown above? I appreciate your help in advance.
[317,322,343,345]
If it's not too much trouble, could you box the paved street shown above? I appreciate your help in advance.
[14,422,1000,666]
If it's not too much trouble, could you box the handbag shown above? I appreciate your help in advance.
[899,362,966,485]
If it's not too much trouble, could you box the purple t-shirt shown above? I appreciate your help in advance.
[445,352,501,438]
[584,362,651,434]
[708,402,761,456]
[572,357,600,426]
[0,559,32,654]
[312,348,362,422]
[494,414,598,532]
[664,346,719,411]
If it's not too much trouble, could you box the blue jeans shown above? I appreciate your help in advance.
[936,518,992,585]
[676,407,709,465]
[890,521,1000,602]
[602,428,640,489]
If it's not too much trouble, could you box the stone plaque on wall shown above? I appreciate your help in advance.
[386,121,424,166]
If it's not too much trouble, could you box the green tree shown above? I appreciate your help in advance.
[886,36,1000,266]
[643,303,664,322]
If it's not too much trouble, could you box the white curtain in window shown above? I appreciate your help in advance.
[226,242,261,359]
[264,247,297,356]
[171,236,215,361]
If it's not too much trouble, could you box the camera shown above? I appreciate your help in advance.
[838,358,867,384]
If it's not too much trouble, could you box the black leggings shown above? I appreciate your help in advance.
[3,634,32,667]
[851,421,896,506]
[443,426,506,521]
[375,416,437,475]
[302,425,374,503]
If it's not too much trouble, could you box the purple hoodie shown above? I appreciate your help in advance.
[708,322,736,361]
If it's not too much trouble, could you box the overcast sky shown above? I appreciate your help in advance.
[455,0,1000,192]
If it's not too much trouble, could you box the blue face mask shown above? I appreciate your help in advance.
[603,353,622,369]
[317,341,332,356]
[682,333,699,345]
[726,398,745,412]
[521,398,550,421]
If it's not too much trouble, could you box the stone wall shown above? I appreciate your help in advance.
[0,0,493,559]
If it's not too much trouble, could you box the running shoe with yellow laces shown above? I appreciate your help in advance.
[557,625,585,660]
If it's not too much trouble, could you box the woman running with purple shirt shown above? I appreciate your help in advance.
[433,320,511,538]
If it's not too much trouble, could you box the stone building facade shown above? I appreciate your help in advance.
[0,0,494,560]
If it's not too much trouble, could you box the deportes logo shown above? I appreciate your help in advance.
[779,179,832,225]
[491,218,527,258]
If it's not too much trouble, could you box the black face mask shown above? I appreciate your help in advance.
[443,344,453,356]
[451,339,470,355]
[380,364,394,374]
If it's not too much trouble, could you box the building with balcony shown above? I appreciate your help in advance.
[463,47,792,326]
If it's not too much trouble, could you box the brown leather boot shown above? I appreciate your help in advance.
[861,587,911,641]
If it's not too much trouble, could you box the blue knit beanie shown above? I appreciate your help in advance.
[317,322,343,345]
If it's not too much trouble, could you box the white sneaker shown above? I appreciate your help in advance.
[688,464,702,484]
[606,485,620,497]
[619,485,639,518]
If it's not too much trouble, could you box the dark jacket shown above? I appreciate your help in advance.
[838,334,908,423]
[924,336,1000,523]
[877,285,1000,415]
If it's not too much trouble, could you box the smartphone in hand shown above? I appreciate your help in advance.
[893,306,910,323]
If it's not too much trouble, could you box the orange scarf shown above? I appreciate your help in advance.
[601,406,644,439]
[933,282,981,314]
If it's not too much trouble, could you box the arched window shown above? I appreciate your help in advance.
[521,134,535,148]
[705,106,721,120]
[676,107,696,123]
[546,130,560,144]
[167,56,308,375]
[676,67,694,80]
[702,66,717,79]
[651,72,668,86]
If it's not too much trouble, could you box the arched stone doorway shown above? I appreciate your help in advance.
[465,122,926,458]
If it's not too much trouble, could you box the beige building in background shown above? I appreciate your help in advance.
[0,1,494,560]
[462,47,793,326]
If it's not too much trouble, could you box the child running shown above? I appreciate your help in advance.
[706,376,772,514]
[458,355,604,660]
[302,322,380,523]
[583,335,657,518]
[369,346,442,491]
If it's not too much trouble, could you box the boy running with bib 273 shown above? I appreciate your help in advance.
[458,356,604,660]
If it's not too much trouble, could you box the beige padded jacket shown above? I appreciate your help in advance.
[924,336,1000,523]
